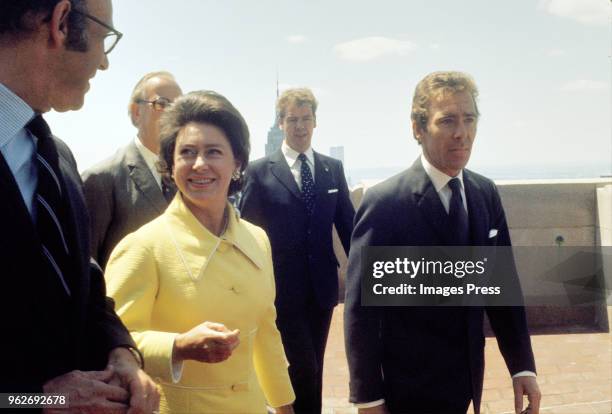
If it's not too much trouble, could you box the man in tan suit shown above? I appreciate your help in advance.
[82,71,182,268]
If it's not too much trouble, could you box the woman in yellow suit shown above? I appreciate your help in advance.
[105,90,295,413]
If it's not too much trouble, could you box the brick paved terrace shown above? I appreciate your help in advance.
[322,305,612,414]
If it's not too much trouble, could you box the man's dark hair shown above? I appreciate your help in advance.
[0,0,88,51]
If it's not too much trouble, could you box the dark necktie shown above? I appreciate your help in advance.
[298,153,315,215]
[27,115,73,296]
[448,177,470,245]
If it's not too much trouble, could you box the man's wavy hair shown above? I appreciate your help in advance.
[0,0,88,51]
[411,71,480,140]
[276,88,318,123]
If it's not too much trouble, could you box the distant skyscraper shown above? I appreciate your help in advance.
[265,76,284,155]
[265,122,283,156]
[330,146,345,164]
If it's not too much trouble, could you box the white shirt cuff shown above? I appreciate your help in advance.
[354,399,385,408]
[170,339,184,383]
[512,370,536,378]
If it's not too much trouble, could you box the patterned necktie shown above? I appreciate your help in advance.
[448,177,470,245]
[298,153,315,215]
[27,115,72,296]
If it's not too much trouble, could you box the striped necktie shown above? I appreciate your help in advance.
[27,115,73,296]
[298,153,315,215]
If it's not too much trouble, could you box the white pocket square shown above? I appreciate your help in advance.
[488,229,498,238]
[328,188,339,194]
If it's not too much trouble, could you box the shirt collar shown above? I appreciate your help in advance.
[134,136,159,172]
[420,153,464,193]
[166,194,264,270]
[282,140,314,167]
[224,205,265,270]
[0,83,35,148]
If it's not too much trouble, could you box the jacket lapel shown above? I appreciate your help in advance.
[411,158,450,244]
[125,142,167,213]
[269,149,302,201]
[57,150,88,307]
[0,152,39,254]
[163,196,221,283]
[224,207,265,270]
[313,151,331,200]
[164,197,264,283]
[463,170,490,245]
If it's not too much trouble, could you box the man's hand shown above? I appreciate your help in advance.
[174,321,240,364]
[43,368,129,413]
[358,404,389,414]
[108,347,160,414]
[513,376,541,414]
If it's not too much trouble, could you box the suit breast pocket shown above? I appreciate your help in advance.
[319,187,338,211]
[487,229,498,245]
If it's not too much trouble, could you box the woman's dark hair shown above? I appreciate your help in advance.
[158,90,250,196]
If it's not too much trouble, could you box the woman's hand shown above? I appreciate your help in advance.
[173,321,240,363]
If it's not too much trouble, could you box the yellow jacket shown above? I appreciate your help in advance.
[105,195,295,413]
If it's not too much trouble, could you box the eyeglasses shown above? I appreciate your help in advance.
[135,97,174,111]
[71,9,123,55]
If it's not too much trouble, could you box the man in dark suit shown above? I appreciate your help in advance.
[0,1,158,411]
[239,88,355,414]
[82,71,182,268]
[344,71,541,414]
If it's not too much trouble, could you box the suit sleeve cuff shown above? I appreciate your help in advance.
[115,344,144,368]
[132,331,179,382]
[512,370,536,378]
[354,399,385,408]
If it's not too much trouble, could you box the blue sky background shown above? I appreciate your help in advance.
[47,0,611,181]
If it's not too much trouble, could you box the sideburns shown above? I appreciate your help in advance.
[64,12,88,52]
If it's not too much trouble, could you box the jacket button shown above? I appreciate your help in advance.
[231,383,248,391]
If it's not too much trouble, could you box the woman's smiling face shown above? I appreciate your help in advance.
[172,122,238,214]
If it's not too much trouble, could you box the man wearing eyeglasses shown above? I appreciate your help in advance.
[82,71,182,269]
[0,1,159,412]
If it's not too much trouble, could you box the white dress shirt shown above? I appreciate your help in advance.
[420,153,468,214]
[281,140,315,190]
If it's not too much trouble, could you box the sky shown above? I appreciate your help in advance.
[46,0,611,180]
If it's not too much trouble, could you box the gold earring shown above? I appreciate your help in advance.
[231,170,241,181]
